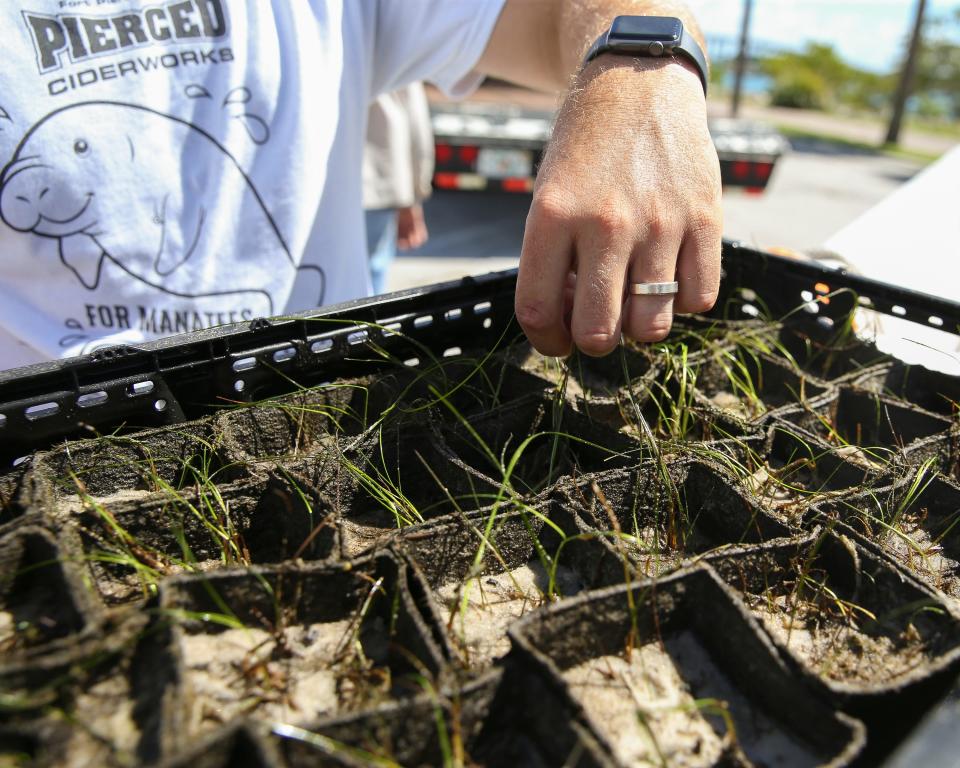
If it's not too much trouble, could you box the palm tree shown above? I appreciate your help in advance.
[885,0,927,145]
[731,0,755,117]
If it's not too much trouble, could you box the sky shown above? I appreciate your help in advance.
[686,0,959,73]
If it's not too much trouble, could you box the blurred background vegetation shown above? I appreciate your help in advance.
[710,6,959,127]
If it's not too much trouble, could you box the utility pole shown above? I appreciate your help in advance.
[731,0,754,117]
[885,0,927,145]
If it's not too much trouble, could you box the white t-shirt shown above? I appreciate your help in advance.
[0,0,505,370]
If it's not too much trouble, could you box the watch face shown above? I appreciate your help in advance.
[609,16,683,44]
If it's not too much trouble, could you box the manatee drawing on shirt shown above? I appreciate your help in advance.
[0,101,324,315]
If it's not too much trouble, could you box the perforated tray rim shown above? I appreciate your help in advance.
[1,240,958,463]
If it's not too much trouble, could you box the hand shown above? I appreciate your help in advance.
[397,204,429,251]
[515,57,722,357]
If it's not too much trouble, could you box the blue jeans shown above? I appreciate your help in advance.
[364,208,398,296]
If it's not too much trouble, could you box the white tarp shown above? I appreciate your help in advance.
[824,145,960,375]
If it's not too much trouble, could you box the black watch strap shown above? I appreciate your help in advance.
[583,16,708,96]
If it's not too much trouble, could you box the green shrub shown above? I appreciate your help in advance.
[769,68,830,110]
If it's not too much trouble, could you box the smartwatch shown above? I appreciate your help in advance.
[583,16,708,96]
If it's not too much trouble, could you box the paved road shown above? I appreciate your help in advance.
[387,137,923,291]
[720,136,922,252]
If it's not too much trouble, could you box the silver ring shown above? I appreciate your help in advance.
[630,281,679,296]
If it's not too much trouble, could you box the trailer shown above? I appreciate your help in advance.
[431,101,789,195]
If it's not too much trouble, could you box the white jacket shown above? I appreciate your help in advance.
[363,82,435,210]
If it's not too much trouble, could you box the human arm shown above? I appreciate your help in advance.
[477,1,722,356]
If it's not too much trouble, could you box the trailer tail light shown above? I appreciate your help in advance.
[719,157,779,193]
[754,162,774,181]
[733,160,751,179]
[435,143,453,164]
[434,142,481,170]
[434,172,488,191]
[458,145,479,165]
[433,172,459,190]
[433,139,538,193]
[433,173,535,193]
[501,177,534,193]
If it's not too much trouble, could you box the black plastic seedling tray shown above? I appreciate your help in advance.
[2,240,958,465]
[3,239,960,767]
[0,241,952,454]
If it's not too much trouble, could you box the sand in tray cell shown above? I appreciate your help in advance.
[0,570,79,650]
[58,488,160,516]
[59,674,139,768]
[93,558,223,606]
[741,461,856,521]
[709,390,765,420]
[437,561,584,667]
[0,611,20,651]
[881,520,960,599]
[340,516,395,558]
[749,595,931,685]
[180,617,389,731]
[622,525,689,578]
[564,631,817,768]
[1,607,71,652]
